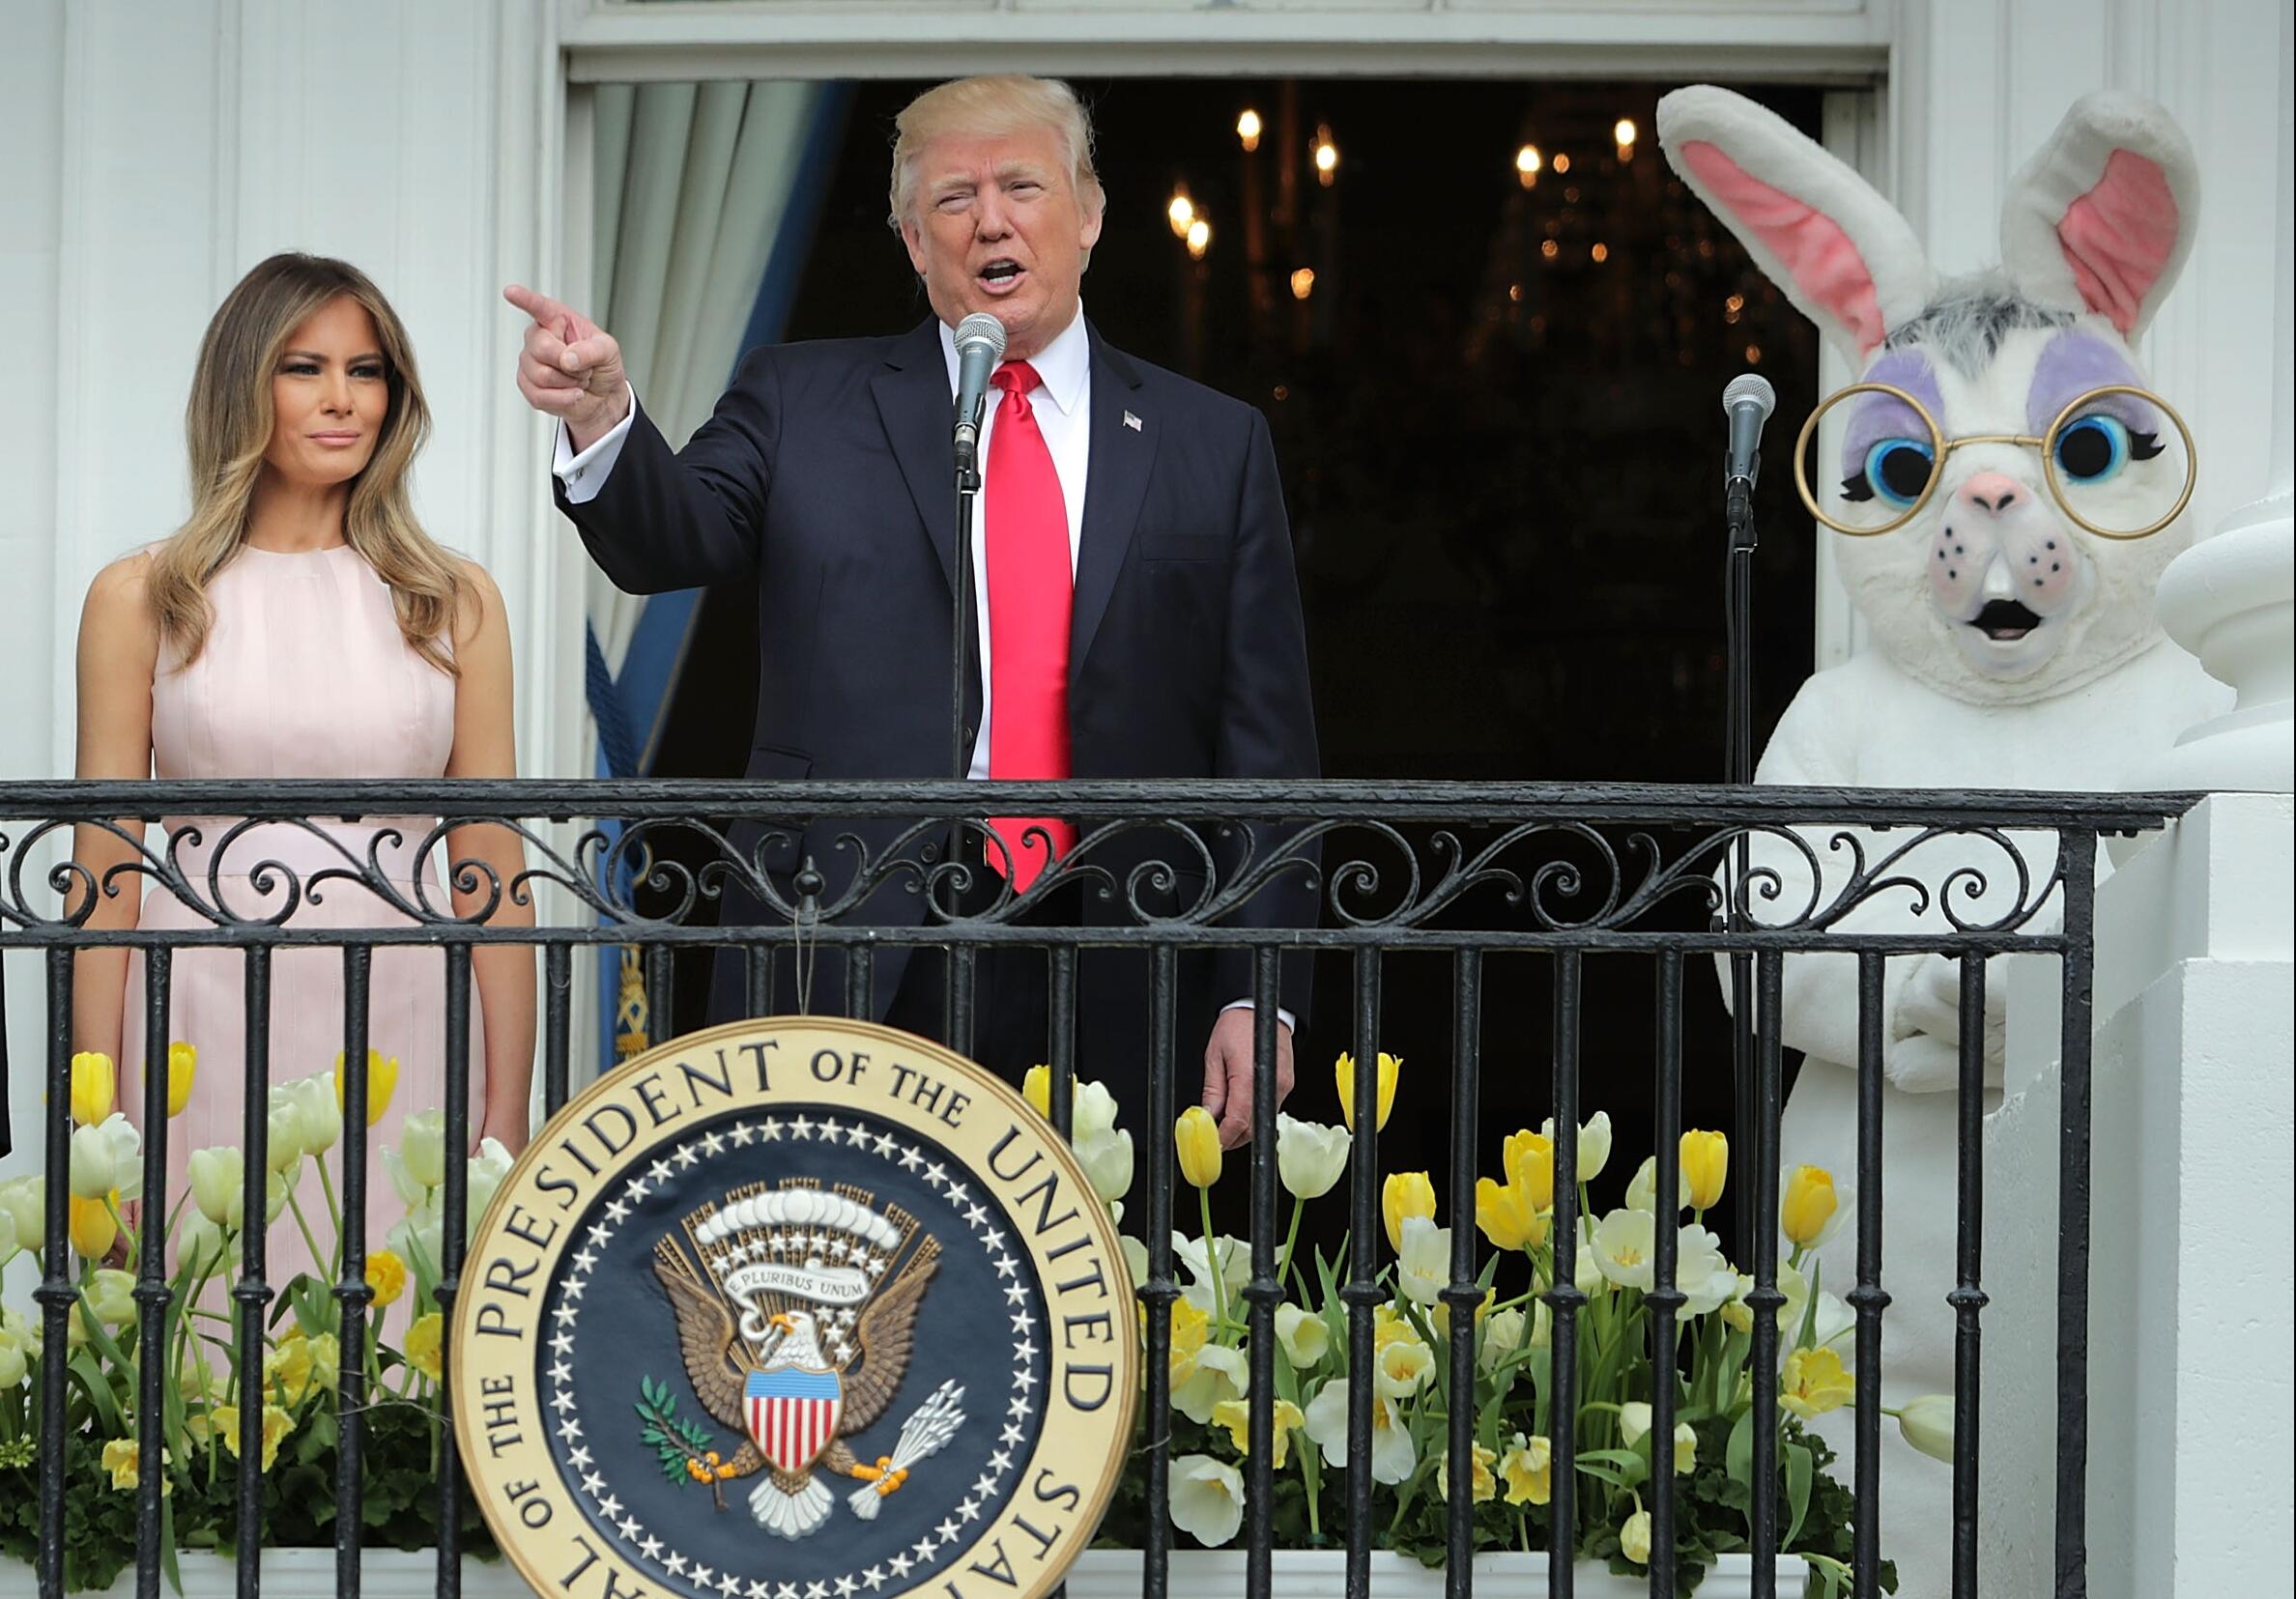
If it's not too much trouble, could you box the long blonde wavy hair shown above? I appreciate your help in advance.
[147,252,468,674]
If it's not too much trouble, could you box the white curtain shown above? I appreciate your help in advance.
[587,79,823,675]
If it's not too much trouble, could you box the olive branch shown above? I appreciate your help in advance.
[636,1376,732,1512]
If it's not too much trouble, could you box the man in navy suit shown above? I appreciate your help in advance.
[507,75,1317,1155]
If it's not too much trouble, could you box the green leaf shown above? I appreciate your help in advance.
[1783,1441,1813,1549]
[1725,1405,1754,1489]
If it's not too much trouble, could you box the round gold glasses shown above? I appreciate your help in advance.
[1792,382,2196,540]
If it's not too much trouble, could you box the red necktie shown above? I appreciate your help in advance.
[984,361,1076,889]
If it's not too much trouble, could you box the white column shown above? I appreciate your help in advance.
[2141,9,2296,793]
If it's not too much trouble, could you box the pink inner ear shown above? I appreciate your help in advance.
[2057,148,2176,335]
[1679,139,1888,355]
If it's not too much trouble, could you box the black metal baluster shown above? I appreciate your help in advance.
[542,944,571,1117]
[1245,949,1283,1598]
[1048,947,1076,1141]
[1749,951,1785,1599]
[434,944,473,1598]
[236,945,275,1599]
[1951,951,1989,1599]
[745,942,772,1017]
[644,942,674,1049]
[34,951,73,1599]
[1545,952,1584,1599]
[130,951,172,1599]
[1851,953,1888,1598]
[2053,830,2099,1599]
[948,945,976,1060]
[1649,952,1684,1599]
[1444,949,1483,1598]
[846,945,874,1022]
[1140,944,1178,1599]
[1341,947,1382,1599]
[335,946,374,1599]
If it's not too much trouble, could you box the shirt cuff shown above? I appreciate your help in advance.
[1220,998,1298,1034]
[553,384,637,504]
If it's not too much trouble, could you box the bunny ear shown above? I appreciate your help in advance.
[1999,91,2198,339]
[1658,85,1935,359]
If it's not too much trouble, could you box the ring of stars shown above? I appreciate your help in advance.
[544,1113,1048,1597]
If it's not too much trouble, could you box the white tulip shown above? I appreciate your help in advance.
[1119,1235,1150,1292]
[187,1148,244,1228]
[264,1088,304,1174]
[1479,1307,1526,1376]
[1071,1079,1125,1144]
[1393,1215,1450,1307]
[400,1109,447,1190]
[1170,1343,1248,1424]
[0,1177,42,1259]
[1276,1303,1330,1370]
[1620,1401,1652,1446]
[1897,1394,1956,1464]
[465,1137,516,1244]
[1167,1454,1245,1548]
[68,1115,142,1202]
[1302,1377,1417,1484]
[266,1166,297,1226]
[388,1205,444,1285]
[0,1324,29,1389]
[1172,1233,1248,1317]
[1275,1114,1352,1200]
[280,1073,342,1156]
[1075,1124,1134,1205]
[1623,1156,1692,1214]
[1540,1110,1613,1184]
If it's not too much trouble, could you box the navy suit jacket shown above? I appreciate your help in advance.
[560,316,1319,1034]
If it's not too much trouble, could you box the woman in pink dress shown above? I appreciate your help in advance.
[70,253,535,1289]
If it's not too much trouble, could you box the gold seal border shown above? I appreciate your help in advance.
[451,1015,1139,1599]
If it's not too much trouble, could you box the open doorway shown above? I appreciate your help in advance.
[645,77,1826,1225]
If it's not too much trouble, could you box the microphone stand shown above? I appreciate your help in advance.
[951,397,986,780]
[1724,458,1759,1264]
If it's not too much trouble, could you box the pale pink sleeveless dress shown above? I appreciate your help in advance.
[118,543,484,1291]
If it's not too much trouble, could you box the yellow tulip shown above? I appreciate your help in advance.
[1381,1171,1436,1253]
[1780,1164,1839,1247]
[404,1313,445,1382]
[1210,1397,1306,1468]
[1163,1296,1210,1384]
[100,1439,169,1494]
[70,1052,115,1128]
[1503,1129,1555,1212]
[1023,1065,1052,1119]
[1781,1345,1855,1418]
[69,1192,117,1260]
[1680,1129,1729,1210]
[1436,1439,1499,1504]
[166,1042,197,1119]
[364,1249,408,1309]
[333,1049,400,1128]
[213,1403,297,1471]
[1499,1433,1552,1505]
[1175,1106,1222,1189]
[1474,1175,1547,1253]
[1334,1050,1400,1132]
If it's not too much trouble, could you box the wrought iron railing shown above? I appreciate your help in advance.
[0,779,2196,1598]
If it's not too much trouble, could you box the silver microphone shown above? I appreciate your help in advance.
[952,312,1007,472]
[1721,372,1777,492]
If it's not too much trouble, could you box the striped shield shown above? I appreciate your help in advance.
[744,1365,843,1473]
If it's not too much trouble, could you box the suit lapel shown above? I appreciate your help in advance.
[1072,327,1156,688]
[871,319,960,593]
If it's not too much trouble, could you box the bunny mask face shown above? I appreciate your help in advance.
[1659,87,2201,705]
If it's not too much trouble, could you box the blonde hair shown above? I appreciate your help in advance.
[888,74,1105,236]
[147,252,469,674]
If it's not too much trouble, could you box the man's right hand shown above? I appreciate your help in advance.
[504,284,630,451]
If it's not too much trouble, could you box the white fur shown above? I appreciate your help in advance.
[1999,90,2201,337]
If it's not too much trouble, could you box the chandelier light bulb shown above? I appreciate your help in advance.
[1237,109,1263,152]
[1167,191,1194,238]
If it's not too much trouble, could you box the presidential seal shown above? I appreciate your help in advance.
[453,1017,1137,1599]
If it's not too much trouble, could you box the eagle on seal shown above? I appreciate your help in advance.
[653,1243,940,1539]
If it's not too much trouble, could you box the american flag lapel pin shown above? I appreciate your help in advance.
[1123,411,1142,432]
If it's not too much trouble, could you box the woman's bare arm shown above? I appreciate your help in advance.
[445,561,537,1153]
[70,557,161,1068]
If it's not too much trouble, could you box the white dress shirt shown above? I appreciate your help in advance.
[553,307,1285,1030]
